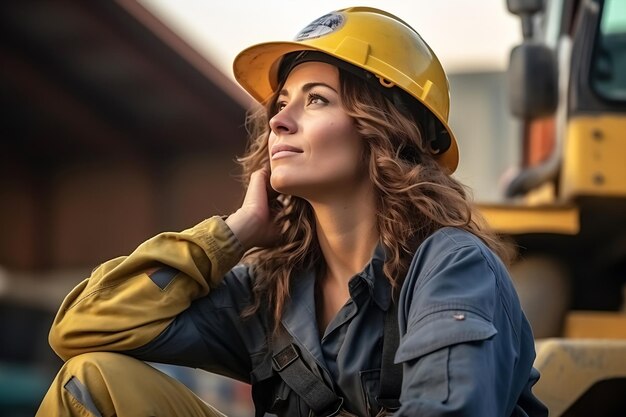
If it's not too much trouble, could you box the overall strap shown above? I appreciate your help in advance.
[378,300,402,410]
[271,324,344,417]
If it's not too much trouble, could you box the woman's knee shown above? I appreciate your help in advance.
[41,353,223,417]
[40,352,167,417]
[38,352,137,417]
[59,351,161,395]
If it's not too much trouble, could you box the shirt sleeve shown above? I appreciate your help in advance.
[393,231,521,416]
[48,216,245,361]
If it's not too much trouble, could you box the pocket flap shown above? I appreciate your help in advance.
[395,310,497,362]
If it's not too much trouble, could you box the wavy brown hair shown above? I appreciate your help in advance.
[238,68,514,327]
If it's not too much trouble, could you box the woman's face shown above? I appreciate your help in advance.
[268,61,368,200]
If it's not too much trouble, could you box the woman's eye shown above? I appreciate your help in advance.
[307,93,328,106]
[275,101,287,112]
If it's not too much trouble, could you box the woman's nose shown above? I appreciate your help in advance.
[269,106,297,135]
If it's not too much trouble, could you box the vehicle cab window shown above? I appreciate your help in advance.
[591,0,626,101]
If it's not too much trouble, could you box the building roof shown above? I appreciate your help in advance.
[0,0,253,163]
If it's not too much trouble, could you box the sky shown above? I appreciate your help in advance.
[138,0,523,79]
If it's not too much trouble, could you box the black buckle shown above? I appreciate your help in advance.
[272,344,300,371]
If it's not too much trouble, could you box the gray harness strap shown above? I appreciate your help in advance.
[272,325,344,417]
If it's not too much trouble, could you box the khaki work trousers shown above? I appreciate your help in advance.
[36,352,225,417]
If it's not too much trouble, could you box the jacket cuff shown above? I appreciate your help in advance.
[186,216,245,286]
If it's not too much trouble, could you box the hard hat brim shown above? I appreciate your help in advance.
[233,41,317,103]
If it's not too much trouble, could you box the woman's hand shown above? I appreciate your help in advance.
[226,167,281,250]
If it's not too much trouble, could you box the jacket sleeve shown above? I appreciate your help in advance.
[394,231,525,416]
[48,216,244,361]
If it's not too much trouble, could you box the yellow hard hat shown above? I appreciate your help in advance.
[233,6,459,173]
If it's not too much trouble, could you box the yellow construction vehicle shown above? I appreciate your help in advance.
[479,0,626,415]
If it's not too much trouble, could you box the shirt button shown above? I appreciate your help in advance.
[453,313,465,321]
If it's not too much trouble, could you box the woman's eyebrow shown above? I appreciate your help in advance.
[278,82,338,97]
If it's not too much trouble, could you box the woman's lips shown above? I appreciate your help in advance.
[271,144,303,160]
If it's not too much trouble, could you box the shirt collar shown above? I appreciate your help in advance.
[280,244,392,365]
[356,244,392,311]
[286,245,392,312]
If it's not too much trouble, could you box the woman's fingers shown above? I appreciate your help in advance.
[243,167,271,215]
[226,167,281,250]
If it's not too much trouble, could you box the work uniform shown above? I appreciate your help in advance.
[38,216,548,417]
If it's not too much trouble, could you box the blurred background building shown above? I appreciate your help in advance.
[0,1,518,416]
[0,1,252,415]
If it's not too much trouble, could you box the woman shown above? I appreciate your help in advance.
[37,7,548,417]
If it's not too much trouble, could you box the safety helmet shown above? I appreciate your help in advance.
[233,6,459,173]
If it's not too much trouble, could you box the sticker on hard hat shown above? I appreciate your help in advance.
[295,12,345,41]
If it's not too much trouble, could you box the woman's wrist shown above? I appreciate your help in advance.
[225,210,258,251]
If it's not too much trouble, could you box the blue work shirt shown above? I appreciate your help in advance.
[128,227,548,417]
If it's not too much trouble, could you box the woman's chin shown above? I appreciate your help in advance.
[269,174,296,195]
